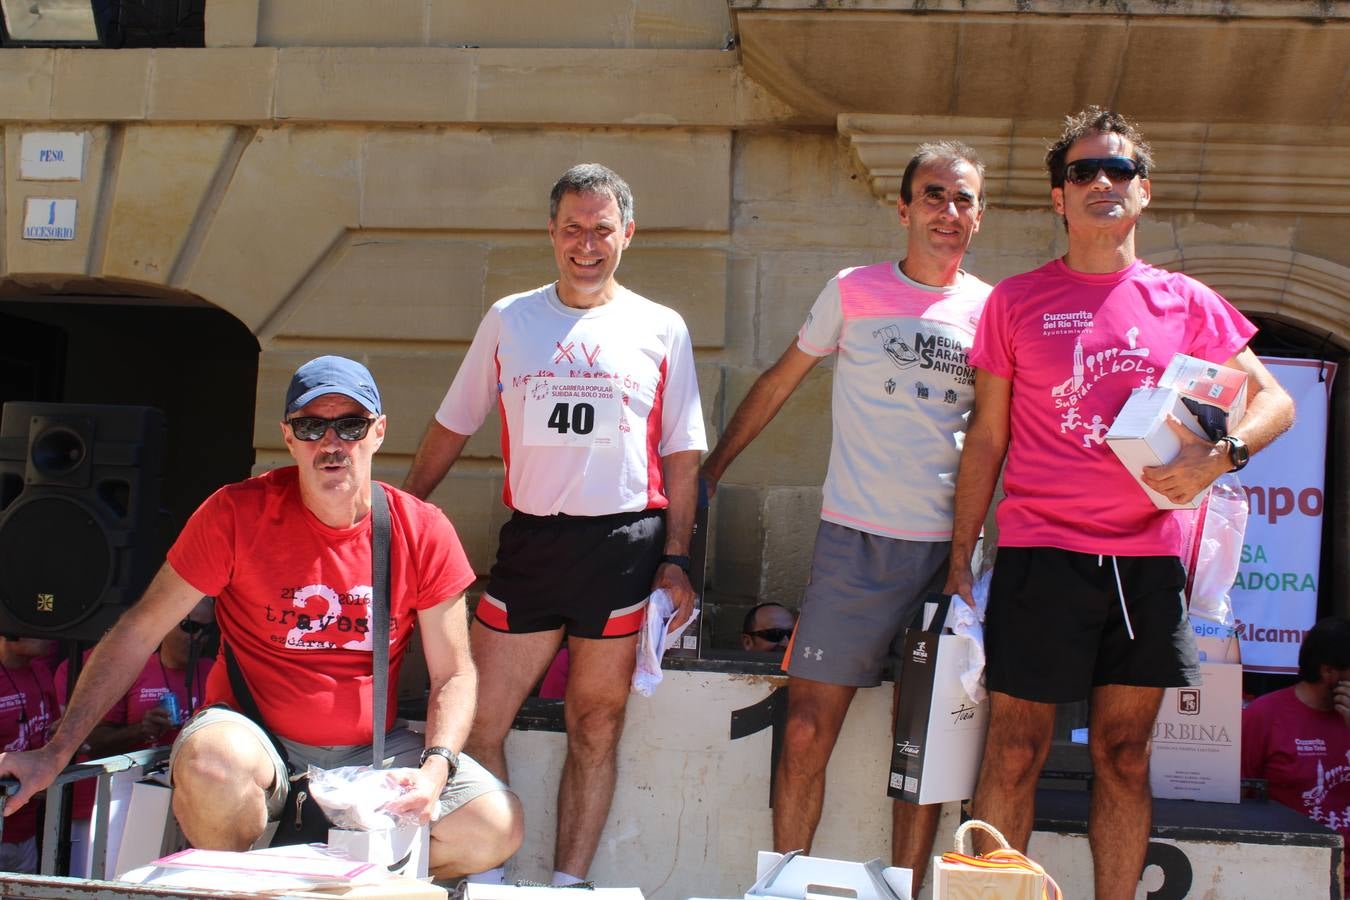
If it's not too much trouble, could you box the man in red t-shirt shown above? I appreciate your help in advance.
[0,357,523,880]
[1242,616,1350,895]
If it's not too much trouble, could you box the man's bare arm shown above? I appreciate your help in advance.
[382,594,476,823]
[944,369,1012,605]
[1142,348,1295,504]
[654,449,701,632]
[700,343,821,496]
[0,563,202,813]
[403,419,473,500]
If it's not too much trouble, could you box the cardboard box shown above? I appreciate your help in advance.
[1105,387,1206,509]
[1160,354,1248,430]
[745,851,910,900]
[1149,628,1242,803]
[114,778,187,877]
[327,823,429,879]
[888,599,989,806]
[1106,354,1250,510]
[466,887,644,900]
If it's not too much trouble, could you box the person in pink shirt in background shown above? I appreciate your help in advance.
[52,598,216,877]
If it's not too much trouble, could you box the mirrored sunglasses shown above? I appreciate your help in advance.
[286,415,375,442]
[1063,156,1145,186]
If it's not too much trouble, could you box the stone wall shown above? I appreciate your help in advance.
[1,0,1347,642]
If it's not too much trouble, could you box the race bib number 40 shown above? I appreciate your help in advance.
[522,378,623,447]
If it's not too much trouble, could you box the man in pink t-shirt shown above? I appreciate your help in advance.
[945,108,1295,900]
[701,141,990,894]
[0,357,524,881]
[1242,616,1350,897]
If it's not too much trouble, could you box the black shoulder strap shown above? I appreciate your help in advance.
[370,482,392,769]
[223,485,393,771]
[224,642,290,769]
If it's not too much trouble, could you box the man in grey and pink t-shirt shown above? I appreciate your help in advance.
[702,140,991,894]
[946,108,1295,900]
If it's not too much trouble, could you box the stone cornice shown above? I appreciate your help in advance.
[730,0,1346,22]
[839,114,1350,215]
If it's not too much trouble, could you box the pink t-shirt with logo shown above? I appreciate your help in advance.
[971,258,1255,556]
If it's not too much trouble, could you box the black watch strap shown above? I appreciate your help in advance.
[660,553,692,574]
[1220,435,1249,472]
[420,745,459,778]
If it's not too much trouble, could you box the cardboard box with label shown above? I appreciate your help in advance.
[1106,354,1249,510]
[328,823,429,879]
[1149,624,1242,803]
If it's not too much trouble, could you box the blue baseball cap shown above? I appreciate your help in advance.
[284,356,382,416]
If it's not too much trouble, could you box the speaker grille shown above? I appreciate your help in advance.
[0,496,113,633]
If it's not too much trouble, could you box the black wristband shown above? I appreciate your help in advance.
[660,554,692,574]
[420,745,459,779]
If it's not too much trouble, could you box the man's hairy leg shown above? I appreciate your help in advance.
[1088,684,1164,900]
[773,677,856,854]
[969,691,1056,852]
[464,621,564,785]
[554,633,639,878]
[171,722,277,850]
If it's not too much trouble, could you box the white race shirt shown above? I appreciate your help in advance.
[437,284,706,517]
[798,262,991,541]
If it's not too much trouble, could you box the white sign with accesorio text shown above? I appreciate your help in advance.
[23,198,78,241]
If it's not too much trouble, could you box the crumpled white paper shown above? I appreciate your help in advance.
[947,570,991,703]
[306,765,423,830]
[631,588,700,697]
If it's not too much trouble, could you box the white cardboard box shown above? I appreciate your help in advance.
[1105,387,1206,509]
[466,887,644,900]
[327,823,430,879]
[745,851,911,900]
[1160,354,1248,428]
[1149,632,1242,803]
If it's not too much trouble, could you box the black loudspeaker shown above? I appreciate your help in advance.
[0,403,167,642]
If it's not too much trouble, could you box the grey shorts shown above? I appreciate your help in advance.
[786,521,950,687]
[169,706,508,821]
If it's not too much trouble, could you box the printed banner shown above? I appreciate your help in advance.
[1230,358,1338,673]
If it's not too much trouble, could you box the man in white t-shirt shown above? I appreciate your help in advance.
[404,164,706,887]
[700,141,990,894]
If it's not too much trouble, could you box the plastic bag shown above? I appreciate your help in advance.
[631,588,699,697]
[306,765,423,830]
[1188,472,1248,627]
[948,569,991,703]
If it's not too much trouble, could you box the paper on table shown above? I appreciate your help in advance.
[153,846,378,881]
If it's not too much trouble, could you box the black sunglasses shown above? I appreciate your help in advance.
[285,416,375,442]
[179,618,215,635]
[1063,157,1145,186]
[745,627,792,643]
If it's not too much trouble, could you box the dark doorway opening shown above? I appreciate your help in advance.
[0,298,259,548]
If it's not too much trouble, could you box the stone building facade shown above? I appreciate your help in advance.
[1,0,1346,645]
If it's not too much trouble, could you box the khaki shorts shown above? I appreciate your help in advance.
[169,706,507,821]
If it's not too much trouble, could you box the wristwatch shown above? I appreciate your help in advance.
[1219,435,1249,472]
[660,554,692,574]
[420,745,460,779]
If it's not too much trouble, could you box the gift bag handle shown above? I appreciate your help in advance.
[907,592,954,634]
[952,818,1012,855]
